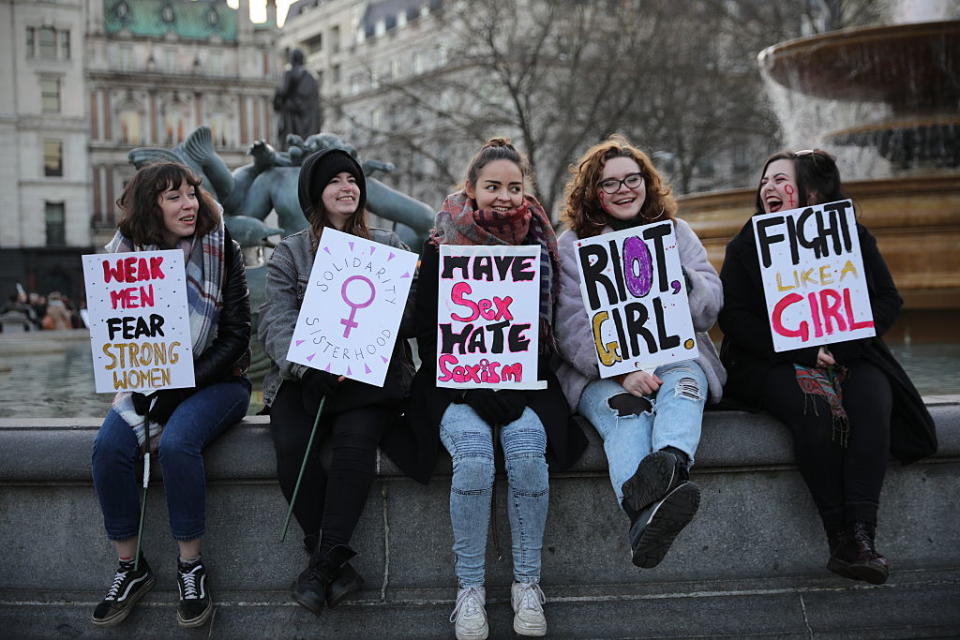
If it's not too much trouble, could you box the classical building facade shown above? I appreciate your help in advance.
[0,0,278,302]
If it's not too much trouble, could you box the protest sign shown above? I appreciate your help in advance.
[752,199,875,352]
[436,245,544,390]
[82,250,194,393]
[575,221,699,378]
[286,228,417,387]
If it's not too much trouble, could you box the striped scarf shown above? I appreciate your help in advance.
[794,363,850,447]
[432,191,560,351]
[104,222,225,445]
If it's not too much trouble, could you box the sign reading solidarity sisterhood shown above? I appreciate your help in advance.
[83,250,194,393]
[575,222,698,378]
[287,228,417,387]
[752,199,875,352]
[436,245,544,390]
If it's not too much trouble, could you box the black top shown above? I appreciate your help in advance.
[718,218,936,464]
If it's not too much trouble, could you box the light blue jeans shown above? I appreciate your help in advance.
[439,403,549,588]
[578,361,707,506]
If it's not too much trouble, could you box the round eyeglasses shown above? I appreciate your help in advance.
[599,173,643,194]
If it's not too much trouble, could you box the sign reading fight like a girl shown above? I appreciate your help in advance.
[752,199,875,352]
[83,250,195,393]
[574,221,699,378]
[436,245,544,390]
[287,228,417,387]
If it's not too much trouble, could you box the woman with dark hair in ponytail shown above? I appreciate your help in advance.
[719,149,936,585]
[258,148,416,615]
[404,138,587,640]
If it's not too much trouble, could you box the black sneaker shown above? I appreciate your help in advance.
[176,558,213,628]
[91,556,155,626]
[629,481,701,568]
[621,449,686,515]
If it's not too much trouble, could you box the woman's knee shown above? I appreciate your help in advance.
[92,413,137,465]
[451,454,495,493]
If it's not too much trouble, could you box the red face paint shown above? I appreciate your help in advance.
[784,184,796,209]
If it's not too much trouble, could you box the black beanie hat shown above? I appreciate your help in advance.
[298,148,366,223]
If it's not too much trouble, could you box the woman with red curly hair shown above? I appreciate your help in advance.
[554,135,726,569]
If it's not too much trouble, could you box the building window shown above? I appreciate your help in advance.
[38,27,57,59]
[330,25,340,53]
[26,27,35,58]
[45,201,66,246]
[119,107,143,145]
[40,77,61,113]
[332,64,341,84]
[59,30,70,60]
[43,139,63,177]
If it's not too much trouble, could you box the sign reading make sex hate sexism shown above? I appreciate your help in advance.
[437,245,543,390]
[752,199,875,352]
[83,250,194,393]
[575,222,699,378]
[286,228,417,387]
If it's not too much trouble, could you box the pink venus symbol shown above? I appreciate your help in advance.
[339,275,376,338]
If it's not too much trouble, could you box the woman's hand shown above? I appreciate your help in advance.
[618,370,663,397]
[816,347,836,368]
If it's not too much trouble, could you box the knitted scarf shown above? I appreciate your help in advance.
[794,363,849,447]
[432,191,560,351]
[104,222,225,446]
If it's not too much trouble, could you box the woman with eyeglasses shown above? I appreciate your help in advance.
[718,149,936,585]
[554,134,726,569]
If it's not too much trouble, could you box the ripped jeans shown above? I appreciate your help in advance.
[439,403,549,587]
[578,361,707,506]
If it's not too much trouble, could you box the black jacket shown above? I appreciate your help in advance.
[193,230,251,386]
[719,219,936,464]
[382,241,588,484]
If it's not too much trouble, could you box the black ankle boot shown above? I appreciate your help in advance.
[826,523,889,585]
[326,561,364,607]
[292,545,357,615]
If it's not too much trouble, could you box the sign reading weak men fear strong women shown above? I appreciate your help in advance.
[287,228,417,387]
[576,222,699,378]
[752,199,875,352]
[83,250,194,393]
[437,245,544,390]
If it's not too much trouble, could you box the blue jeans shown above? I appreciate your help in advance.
[439,403,549,587]
[92,380,250,541]
[578,362,707,506]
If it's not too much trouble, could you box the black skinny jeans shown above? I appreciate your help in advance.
[269,381,391,555]
[761,359,891,531]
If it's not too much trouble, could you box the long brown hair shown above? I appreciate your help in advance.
[561,134,676,238]
[116,162,220,246]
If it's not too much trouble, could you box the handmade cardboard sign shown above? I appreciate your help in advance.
[287,228,417,387]
[83,250,194,393]
[752,199,875,352]
[436,245,544,390]
[575,221,699,378]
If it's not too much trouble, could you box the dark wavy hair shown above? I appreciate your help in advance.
[116,162,220,246]
[561,134,676,238]
[462,137,530,193]
[754,149,848,215]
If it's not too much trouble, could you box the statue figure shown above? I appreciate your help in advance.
[273,49,320,150]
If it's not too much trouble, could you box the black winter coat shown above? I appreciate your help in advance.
[718,219,936,464]
[382,242,588,484]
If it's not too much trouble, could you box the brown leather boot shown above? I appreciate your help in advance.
[826,522,889,585]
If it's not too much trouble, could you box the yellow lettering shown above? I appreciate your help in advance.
[776,271,797,291]
[819,265,834,285]
[839,259,859,281]
[800,268,817,286]
[592,311,622,366]
[102,343,117,370]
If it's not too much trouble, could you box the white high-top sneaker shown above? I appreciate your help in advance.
[511,581,547,637]
[450,586,488,640]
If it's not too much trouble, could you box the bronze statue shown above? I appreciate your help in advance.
[274,49,320,151]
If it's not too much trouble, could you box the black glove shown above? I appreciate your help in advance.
[131,389,192,425]
[455,389,526,427]
[301,369,339,416]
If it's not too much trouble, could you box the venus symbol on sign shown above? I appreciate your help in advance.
[340,275,376,338]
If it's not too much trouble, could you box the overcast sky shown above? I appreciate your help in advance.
[226,0,297,27]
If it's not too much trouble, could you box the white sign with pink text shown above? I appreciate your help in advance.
[436,244,545,390]
[286,228,417,387]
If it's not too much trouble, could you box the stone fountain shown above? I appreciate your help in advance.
[680,11,960,342]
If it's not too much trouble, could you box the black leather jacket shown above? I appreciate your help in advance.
[193,231,251,386]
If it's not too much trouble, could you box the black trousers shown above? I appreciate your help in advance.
[269,381,391,555]
[761,360,891,531]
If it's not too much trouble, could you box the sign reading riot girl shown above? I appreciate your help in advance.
[437,245,543,390]
[83,250,194,393]
[575,222,699,377]
[286,228,417,387]
[752,199,875,352]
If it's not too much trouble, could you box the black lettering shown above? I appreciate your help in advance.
[578,244,617,310]
[440,255,470,279]
[642,223,672,293]
[755,216,786,268]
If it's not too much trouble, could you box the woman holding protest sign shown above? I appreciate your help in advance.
[718,149,936,584]
[91,162,251,628]
[404,138,587,640]
[554,134,725,570]
[258,148,417,616]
